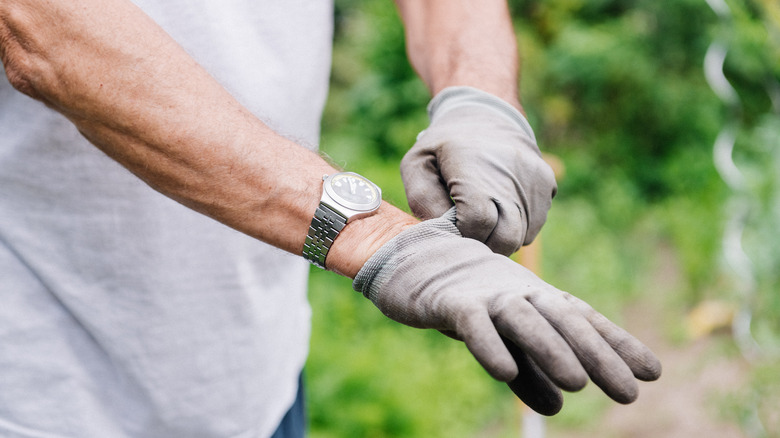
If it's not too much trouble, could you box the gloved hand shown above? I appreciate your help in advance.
[354,209,661,416]
[400,86,557,256]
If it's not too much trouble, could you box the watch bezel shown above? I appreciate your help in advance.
[322,172,382,213]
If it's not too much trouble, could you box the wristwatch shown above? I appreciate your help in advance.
[303,171,382,269]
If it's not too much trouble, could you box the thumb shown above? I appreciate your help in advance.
[400,151,453,220]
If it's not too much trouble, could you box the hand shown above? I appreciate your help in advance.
[354,209,661,415]
[400,86,557,256]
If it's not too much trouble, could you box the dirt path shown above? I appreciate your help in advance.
[544,251,751,438]
[542,298,749,438]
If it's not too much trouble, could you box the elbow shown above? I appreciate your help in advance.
[3,57,43,99]
[1,37,49,101]
[1,8,50,101]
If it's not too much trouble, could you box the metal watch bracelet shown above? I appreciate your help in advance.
[302,203,348,269]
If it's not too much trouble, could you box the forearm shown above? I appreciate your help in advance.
[0,0,413,277]
[394,0,522,110]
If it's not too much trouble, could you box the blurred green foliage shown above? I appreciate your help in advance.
[306,0,780,436]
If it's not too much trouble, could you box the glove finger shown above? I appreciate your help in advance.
[492,295,587,391]
[400,151,454,220]
[457,309,518,382]
[564,294,662,382]
[433,155,500,246]
[451,196,497,246]
[449,184,526,255]
[482,199,526,256]
[502,335,564,416]
[529,292,639,404]
[438,329,461,341]
[521,157,558,245]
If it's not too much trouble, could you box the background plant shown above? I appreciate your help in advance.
[306,0,780,436]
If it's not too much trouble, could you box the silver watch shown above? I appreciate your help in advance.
[303,172,382,269]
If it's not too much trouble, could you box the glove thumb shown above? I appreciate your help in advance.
[400,148,454,220]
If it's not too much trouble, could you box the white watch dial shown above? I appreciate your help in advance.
[328,173,380,208]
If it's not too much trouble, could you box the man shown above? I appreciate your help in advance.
[0,1,660,437]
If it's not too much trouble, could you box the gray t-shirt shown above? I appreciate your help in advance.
[0,1,333,437]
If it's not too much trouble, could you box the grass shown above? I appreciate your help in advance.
[303,2,780,433]
[305,152,680,436]
[303,142,780,436]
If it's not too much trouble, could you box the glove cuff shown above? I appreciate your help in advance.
[427,86,536,143]
[353,208,460,302]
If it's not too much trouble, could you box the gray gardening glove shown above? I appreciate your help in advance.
[400,86,557,256]
[354,209,661,416]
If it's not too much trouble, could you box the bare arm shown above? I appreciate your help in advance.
[394,0,557,255]
[0,0,415,278]
[394,0,522,110]
[0,3,661,409]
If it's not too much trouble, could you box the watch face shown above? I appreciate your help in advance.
[325,172,381,211]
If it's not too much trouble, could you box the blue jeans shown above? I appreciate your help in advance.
[269,375,306,438]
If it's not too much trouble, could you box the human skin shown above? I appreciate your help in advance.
[0,0,524,278]
[395,0,524,112]
[0,1,661,402]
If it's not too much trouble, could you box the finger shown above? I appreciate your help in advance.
[530,292,640,404]
[433,155,500,246]
[400,151,454,220]
[492,295,587,391]
[482,198,526,256]
[447,173,526,255]
[438,329,461,341]
[457,309,518,382]
[451,196,497,246]
[502,335,564,416]
[565,294,662,381]
[521,157,557,245]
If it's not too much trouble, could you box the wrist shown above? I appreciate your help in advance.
[428,86,535,142]
[431,82,522,113]
[326,202,418,278]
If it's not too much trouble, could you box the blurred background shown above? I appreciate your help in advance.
[305,0,780,436]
